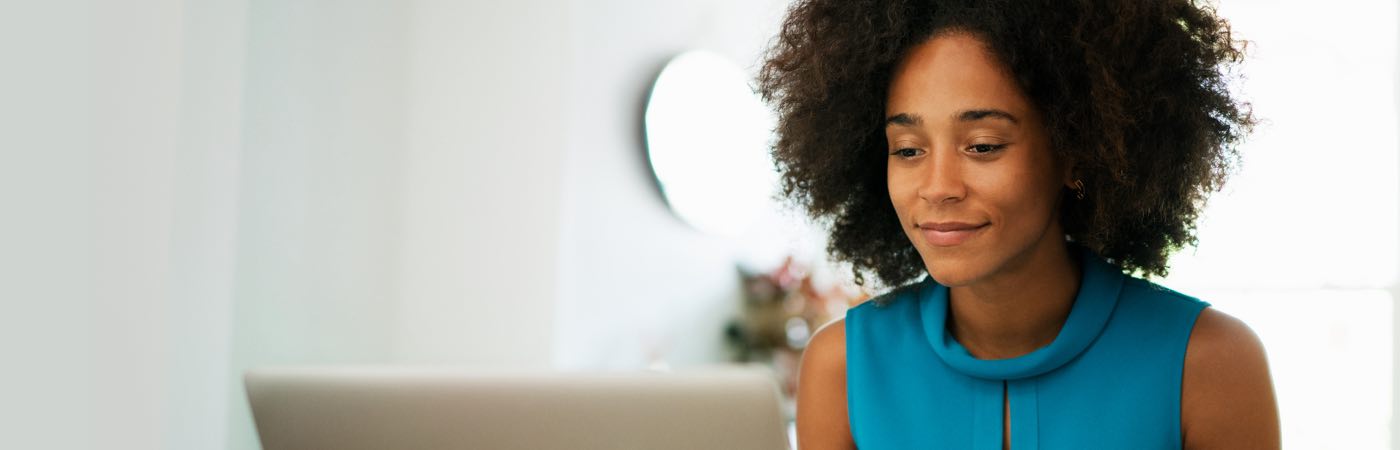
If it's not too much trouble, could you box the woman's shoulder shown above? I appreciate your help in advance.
[806,317,845,362]
[1183,307,1266,378]
[1180,306,1281,448]
[797,315,858,449]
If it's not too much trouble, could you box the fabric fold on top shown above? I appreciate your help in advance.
[918,246,1125,380]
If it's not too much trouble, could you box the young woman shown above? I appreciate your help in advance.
[756,1,1281,448]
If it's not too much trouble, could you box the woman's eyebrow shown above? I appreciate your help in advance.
[885,112,923,128]
[885,109,1020,128]
[956,108,1019,125]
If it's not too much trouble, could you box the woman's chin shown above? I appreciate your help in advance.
[925,267,985,288]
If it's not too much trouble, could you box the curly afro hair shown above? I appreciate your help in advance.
[756,0,1256,290]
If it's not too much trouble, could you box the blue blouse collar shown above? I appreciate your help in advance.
[918,245,1125,380]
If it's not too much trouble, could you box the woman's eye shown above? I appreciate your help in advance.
[889,148,921,158]
[968,143,1008,154]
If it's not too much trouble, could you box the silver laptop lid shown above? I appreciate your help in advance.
[245,365,791,450]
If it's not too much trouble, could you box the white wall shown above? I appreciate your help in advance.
[227,0,571,447]
[1,1,241,449]
[169,1,247,448]
[391,0,565,367]
[555,0,805,371]
[227,2,409,448]
[0,0,800,449]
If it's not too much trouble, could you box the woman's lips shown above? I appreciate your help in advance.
[919,222,989,247]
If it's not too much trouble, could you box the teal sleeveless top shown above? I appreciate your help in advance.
[845,246,1210,449]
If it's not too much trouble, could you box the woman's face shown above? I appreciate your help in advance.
[885,32,1071,287]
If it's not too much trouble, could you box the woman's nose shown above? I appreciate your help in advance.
[918,149,967,204]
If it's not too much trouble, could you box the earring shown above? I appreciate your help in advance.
[1072,179,1086,200]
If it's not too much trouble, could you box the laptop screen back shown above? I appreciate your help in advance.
[244,365,791,450]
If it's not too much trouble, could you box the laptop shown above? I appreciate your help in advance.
[244,364,792,450]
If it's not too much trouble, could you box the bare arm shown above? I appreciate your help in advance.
[1181,307,1282,449]
[796,318,857,450]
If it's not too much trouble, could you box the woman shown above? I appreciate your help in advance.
[755,0,1281,449]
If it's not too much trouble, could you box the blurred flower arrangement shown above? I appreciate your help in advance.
[723,255,871,405]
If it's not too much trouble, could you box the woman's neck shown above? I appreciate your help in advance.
[946,241,1082,360]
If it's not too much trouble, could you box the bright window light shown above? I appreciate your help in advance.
[1159,1,1398,449]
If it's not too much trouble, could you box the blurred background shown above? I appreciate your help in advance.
[0,0,1395,449]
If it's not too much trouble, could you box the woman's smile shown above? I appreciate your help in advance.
[917,221,990,247]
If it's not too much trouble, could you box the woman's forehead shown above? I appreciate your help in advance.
[885,33,1031,123]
